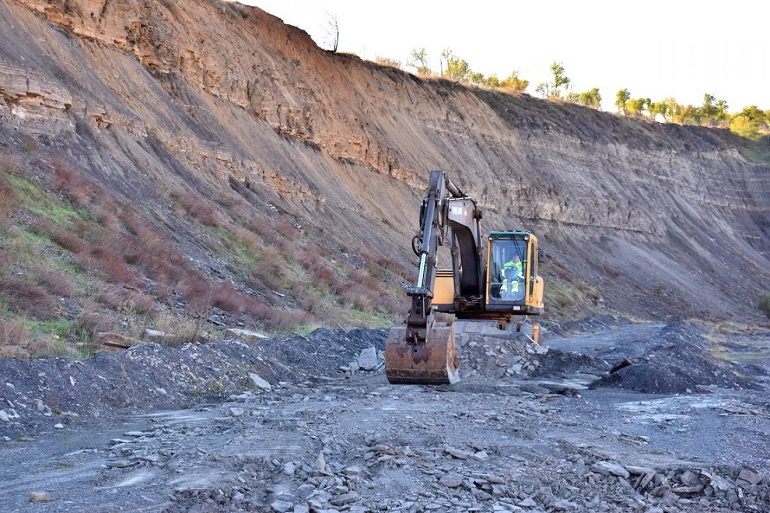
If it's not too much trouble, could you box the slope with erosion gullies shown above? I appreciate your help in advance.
[0,0,769,356]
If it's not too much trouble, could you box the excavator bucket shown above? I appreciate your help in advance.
[384,325,460,384]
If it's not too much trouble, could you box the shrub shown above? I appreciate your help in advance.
[0,173,17,222]
[51,159,95,206]
[0,277,58,320]
[0,318,29,346]
[759,293,770,318]
[175,190,221,227]
[85,243,135,284]
[97,285,155,314]
[36,269,75,297]
[275,219,298,240]
[21,135,38,154]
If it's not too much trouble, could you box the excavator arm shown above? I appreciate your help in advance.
[385,170,469,384]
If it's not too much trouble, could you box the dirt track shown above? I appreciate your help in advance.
[1,320,769,513]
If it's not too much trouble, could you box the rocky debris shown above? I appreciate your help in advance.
[590,321,756,393]
[0,320,767,512]
[455,321,549,382]
[0,327,387,435]
[91,379,764,513]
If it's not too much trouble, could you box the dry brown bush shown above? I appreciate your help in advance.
[97,285,155,314]
[375,254,409,279]
[209,283,259,314]
[297,292,319,313]
[178,273,215,313]
[232,225,261,251]
[256,304,312,331]
[30,218,87,253]
[256,246,286,291]
[0,277,58,319]
[298,245,320,267]
[340,283,380,311]
[247,219,277,244]
[85,243,136,284]
[0,153,22,173]
[21,135,38,154]
[51,159,96,206]
[0,318,29,346]
[176,190,221,227]
[0,173,17,222]
[36,269,75,297]
[347,269,382,295]
[275,219,298,240]
[92,204,121,232]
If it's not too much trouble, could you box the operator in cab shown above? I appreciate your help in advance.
[501,254,524,299]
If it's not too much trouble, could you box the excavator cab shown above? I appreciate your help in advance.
[486,231,545,315]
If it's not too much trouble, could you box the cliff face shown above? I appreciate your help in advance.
[1,0,769,324]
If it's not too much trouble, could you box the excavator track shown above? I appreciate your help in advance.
[384,325,460,384]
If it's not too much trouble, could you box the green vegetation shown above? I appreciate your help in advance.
[759,293,770,319]
[385,50,770,139]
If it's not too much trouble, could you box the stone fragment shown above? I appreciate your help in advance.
[358,346,379,371]
[709,474,733,491]
[737,467,763,486]
[446,447,473,459]
[270,499,293,513]
[331,492,359,505]
[590,461,630,479]
[28,491,53,502]
[227,328,269,341]
[316,451,331,475]
[672,485,703,494]
[0,410,10,422]
[518,497,537,508]
[107,460,136,469]
[438,474,464,488]
[637,471,656,490]
[95,332,141,350]
[284,462,296,476]
[625,465,654,475]
[250,373,272,390]
[229,407,245,417]
[293,505,310,513]
[552,499,577,510]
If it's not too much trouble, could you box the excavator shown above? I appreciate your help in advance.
[385,170,545,385]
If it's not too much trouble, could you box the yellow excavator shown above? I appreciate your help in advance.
[385,170,545,385]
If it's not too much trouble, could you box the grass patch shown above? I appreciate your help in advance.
[6,175,86,226]
[27,318,72,339]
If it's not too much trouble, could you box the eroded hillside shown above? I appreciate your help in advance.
[1,0,769,352]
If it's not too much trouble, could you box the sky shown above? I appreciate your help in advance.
[241,1,768,113]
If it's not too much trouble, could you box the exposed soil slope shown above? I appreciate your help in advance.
[0,0,768,336]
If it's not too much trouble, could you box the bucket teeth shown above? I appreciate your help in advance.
[384,325,459,385]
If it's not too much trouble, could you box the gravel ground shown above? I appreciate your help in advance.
[1,319,769,513]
